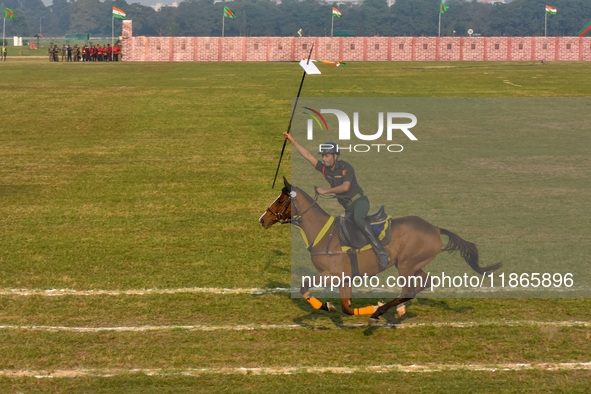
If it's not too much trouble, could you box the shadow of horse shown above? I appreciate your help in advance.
[264,250,291,273]
[256,281,473,336]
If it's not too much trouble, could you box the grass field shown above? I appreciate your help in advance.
[0,58,590,392]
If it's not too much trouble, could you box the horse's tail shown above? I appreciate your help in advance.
[439,228,503,275]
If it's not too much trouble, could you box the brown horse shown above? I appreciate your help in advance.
[260,177,502,324]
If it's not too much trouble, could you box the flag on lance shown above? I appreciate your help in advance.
[113,6,126,19]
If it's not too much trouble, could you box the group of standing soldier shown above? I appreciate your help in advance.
[49,43,122,62]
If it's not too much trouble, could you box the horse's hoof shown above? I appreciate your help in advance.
[368,317,380,326]
[396,304,406,318]
[326,302,337,312]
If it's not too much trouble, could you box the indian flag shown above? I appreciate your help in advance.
[332,7,342,18]
[545,5,556,15]
[314,59,347,67]
[113,6,126,19]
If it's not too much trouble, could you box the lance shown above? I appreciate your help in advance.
[271,43,320,189]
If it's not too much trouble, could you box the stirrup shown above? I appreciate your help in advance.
[363,224,389,268]
[377,251,390,269]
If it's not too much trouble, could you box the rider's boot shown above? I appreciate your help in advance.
[362,224,390,269]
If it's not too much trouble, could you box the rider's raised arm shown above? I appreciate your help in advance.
[283,132,318,167]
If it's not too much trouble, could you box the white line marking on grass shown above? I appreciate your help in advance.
[503,80,523,87]
[0,286,586,296]
[1,362,590,378]
[0,287,291,296]
[0,324,302,332]
[0,320,588,333]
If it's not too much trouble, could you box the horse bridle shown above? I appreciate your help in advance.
[265,196,291,224]
[265,187,319,225]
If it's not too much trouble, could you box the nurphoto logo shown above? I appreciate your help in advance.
[304,108,418,153]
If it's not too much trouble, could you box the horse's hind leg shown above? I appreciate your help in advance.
[369,296,412,325]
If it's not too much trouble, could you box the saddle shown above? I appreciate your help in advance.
[338,205,392,251]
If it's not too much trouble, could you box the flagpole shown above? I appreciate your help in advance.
[112,15,114,54]
[222,13,225,38]
[545,12,547,37]
[331,14,334,37]
[438,12,441,37]
[271,43,315,189]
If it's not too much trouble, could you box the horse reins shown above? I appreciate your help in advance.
[288,189,346,256]
[290,186,334,226]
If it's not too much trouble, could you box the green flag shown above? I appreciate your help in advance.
[578,21,591,37]
[224,6,236,18]
[5,7,15,19]
[439,4,449,14]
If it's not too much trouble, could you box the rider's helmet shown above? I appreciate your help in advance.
[318,142,340,156]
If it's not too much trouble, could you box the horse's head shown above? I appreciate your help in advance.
[260,177,293,229]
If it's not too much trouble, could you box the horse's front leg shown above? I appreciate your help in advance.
[339,283,385,316]
[339,283,354,315]
[300,271,337,312]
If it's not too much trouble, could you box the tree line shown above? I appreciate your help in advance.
[3,0,591,38]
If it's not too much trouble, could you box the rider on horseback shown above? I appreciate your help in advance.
[283,133,390,268]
